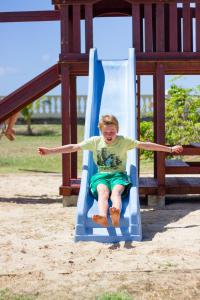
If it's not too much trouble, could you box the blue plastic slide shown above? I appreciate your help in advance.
[75,49,142,243]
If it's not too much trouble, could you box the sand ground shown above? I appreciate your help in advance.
[0,173,200,299]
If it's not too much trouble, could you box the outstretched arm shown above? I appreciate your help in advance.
[38,143,82,155]
[137,141,183,154]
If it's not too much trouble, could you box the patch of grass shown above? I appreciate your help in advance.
[0,124,84,175]
[0,289,35,300]
[96,291,133,300]
[0,124,154,176]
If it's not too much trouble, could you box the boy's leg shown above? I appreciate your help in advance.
[92,184,110,227]
[110,184,125,227]
[5,112,20,140]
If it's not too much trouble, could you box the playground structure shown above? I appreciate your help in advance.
[0,0,200,206]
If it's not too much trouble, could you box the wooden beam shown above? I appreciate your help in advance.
[183,2,192,52]
[153,75,157,178]
[70,75,78,178]
[0,64,60,122]
[168,145,200,155]
[155,63,165,189]
[69,6,73,53]
[136,52,200,60]
[136,75,141,177]
[53,0,197,5]
[61,64,71,186]
[166,166,200,174]
[196,2,200,52]
[85,4,93,53]
[57,58,200,76]
[169,2,178,51]
[156,3,165,51]
[177,7,182,51]
[60,5,70,55]
[0,11,60,22]
[144,3,153,52]
[72,4,81,52]
[132,3,141,52]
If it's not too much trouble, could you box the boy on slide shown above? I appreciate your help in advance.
[38,114,183,227]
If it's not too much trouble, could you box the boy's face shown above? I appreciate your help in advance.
[101,124,118,144]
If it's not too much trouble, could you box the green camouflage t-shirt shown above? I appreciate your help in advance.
[79,135,138,173]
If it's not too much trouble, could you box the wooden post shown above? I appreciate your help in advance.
[153,74,157,179]
[137,75,141,176]
[144,3,153,52]
[132,3,141,52]
[156,3,165,52]
[72,4,81,53]
[70,75,77,179]
[61,64,71,187]
[196,2,200,52]
[68,6,73,53]
[60,5,69,57]
[177,6,182,52]
[183,2,192,52]
[169,2,178,52]
[155,64,165,194]
[164,3,169,52]
[60,4,71,187]
[85,4,93,53]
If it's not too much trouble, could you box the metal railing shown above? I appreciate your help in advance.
[1,95,154,121]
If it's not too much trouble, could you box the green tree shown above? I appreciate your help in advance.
[140,121,153,159]
[21,97,46,135]
[165,84,200,145]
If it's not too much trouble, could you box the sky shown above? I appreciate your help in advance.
[0,0,200,97]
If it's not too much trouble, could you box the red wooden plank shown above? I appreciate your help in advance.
[155,64,165,185]
[59,177,200,196]
[144,4,153,52]
[132,3,141,52]
[137,75,141,139]
[0,64,60,122]
[152,3,156,52]
[70,76,78,178]
[164,3,169,52]
[136,51,200,59]
[169,2,178,51]
[156,3,165,52]
[140,4,144,52]
[73,4,81,52]
[137,75,141,176]
[177,7,182,51]
[196,3,200,51]
[153,75,157,178]
[0,11,60,22]
[69,6,73,53]
[61,64,71,186]
[177,146,200,155]
[166,166,200,174]
[85,4,93,53]
[60,5,69,55]
[183,2,192,52]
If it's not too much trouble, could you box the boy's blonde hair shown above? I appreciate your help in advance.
[98,115,119,132]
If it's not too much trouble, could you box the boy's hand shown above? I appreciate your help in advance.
[38,147,51,155]
[171,145,183,154]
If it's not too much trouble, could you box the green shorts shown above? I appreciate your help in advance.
[90,172,132,200]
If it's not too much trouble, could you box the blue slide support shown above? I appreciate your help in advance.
[75,49,142,243]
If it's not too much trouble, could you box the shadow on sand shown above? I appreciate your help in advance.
[141,196,200,241]
[0,196,62,205]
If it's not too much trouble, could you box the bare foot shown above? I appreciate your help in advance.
[92,215,108,227]
[5,131,15,141]
[109,207,120,227]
